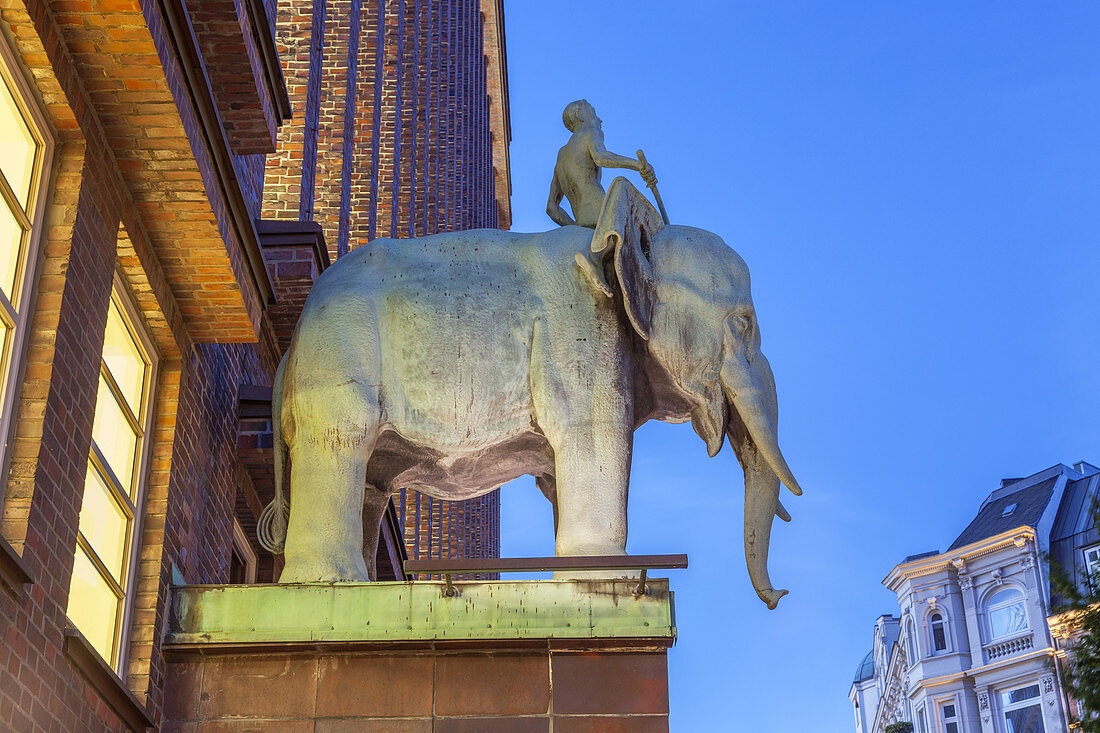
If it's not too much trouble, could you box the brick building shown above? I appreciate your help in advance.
[0,0,509,729]
[262,0,510,569]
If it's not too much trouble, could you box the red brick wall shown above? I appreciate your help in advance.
[263,0,506,572]
[0,0,283,729]
[0,0,508,727]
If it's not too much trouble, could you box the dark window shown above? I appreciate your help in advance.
[931,613,947,651]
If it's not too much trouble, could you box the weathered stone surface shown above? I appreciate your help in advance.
[434,654,550,715]
[262,177,802,608]
[162,581,671,730]
[167,579,675,645]
[552,652,670,715]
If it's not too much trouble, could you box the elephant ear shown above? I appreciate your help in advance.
[576,176,664,340]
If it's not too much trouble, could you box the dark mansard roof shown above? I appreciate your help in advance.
[948,476,1059,551]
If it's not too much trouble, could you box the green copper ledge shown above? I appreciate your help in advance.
[166,579,676,645]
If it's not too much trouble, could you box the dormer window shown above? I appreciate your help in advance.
[1084,545,1100,579]
[1001,503,1017,517]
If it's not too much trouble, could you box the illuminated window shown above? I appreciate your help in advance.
[0,33,52,496]
[67,283,156,669]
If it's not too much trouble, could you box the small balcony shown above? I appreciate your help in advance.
[984,632,1034,662]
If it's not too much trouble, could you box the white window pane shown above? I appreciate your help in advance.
[77,465,129,584]
[0,202,21,300]
[989,588,1022,606]
[1002,685,1041,706]
[990,602,1027,638]
[102,299,145,415]
[1004,704,1044,733]
[66,546,120,665]
[91,375,138,494]
[0,78,36,209]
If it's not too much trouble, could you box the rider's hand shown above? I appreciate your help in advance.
[640,163,657,186]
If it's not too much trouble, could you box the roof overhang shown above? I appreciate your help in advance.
[882,526,1037,591]
[52,0,278,341]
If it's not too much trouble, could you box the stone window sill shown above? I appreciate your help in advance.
[0,534,31,598]
[62,627,154,732]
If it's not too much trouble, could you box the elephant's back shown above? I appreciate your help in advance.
[294,226,595,451]
[316,226,591,290]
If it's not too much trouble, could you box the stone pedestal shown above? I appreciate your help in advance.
[163,580,675,731]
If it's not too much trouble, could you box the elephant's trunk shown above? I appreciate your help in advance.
[728,421,788,609]
[720,346,798,609]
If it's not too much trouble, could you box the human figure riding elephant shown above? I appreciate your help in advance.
[258,106,803,609]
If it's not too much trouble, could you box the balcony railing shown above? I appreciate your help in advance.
[404,554,689,597]
[984,632,1034,662]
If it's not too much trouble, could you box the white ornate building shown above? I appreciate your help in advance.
[850,461,1100,733]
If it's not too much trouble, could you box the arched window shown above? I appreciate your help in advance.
[930,612,947,652]
[986,587,1028,640]
[906,618,918,661]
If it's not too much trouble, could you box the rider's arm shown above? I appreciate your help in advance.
[546,173,575,226]
[588,131,645,172]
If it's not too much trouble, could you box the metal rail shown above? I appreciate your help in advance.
[403,554,688,598]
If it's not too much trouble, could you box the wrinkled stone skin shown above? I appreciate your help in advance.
[263,179,802,608]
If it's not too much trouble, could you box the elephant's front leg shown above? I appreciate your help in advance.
[548,420,632,565]
[531,354,634,572]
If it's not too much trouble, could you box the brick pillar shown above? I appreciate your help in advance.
[263,0,504,570]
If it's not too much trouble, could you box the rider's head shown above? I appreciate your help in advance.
[563,99,598,131]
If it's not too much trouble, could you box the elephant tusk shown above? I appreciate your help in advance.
[729,390,803,497]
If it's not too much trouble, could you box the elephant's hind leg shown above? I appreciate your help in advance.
[535,474,559,536]
[361,484,390,581]
[280,426,378,583]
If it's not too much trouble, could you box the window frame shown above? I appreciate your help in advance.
[906,616,919,665]
[999,683,1045,733]
[68,275,158,673]
[230,516,257,584]
[985,585,1030,642]
[928,609,950,654]
[1083,545,1100,580]
[939,698,959,733]
[0,28,55,504]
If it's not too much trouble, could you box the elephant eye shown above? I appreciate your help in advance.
[729,314,751,338]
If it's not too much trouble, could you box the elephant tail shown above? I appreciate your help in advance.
[258,353,290,554]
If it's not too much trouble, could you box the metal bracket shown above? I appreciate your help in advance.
[634,569,649,597]
[443,573,456,597]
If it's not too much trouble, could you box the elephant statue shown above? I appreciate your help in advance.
[257,178,802,609]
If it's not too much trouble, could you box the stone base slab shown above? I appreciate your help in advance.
[163,580,675,731]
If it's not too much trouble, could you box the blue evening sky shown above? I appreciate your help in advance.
[497,2,1100,730]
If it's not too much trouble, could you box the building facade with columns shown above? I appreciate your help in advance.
[850,461,1100,733]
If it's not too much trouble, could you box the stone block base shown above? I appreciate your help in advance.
[163,580,675,731]
[164,642,669,731]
